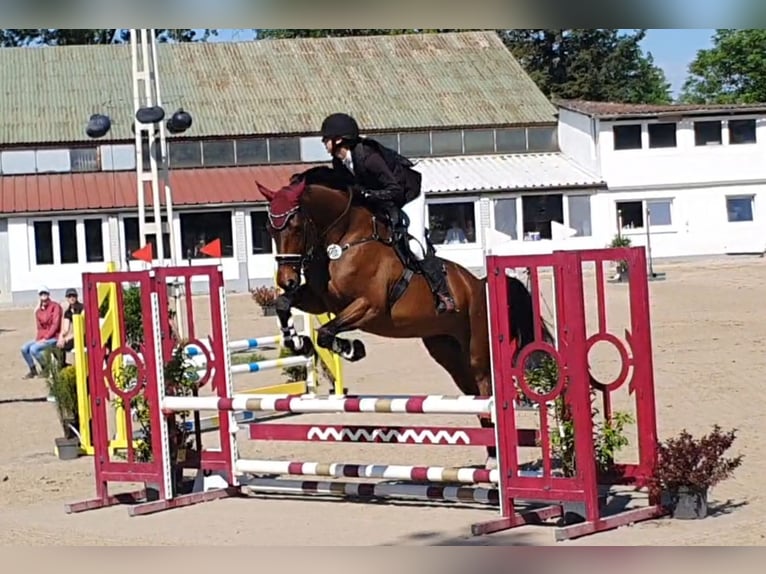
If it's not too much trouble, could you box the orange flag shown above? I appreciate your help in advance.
[200,238,222,258]
[132,243,154,263]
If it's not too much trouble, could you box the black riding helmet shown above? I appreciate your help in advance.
[321,113,360,145]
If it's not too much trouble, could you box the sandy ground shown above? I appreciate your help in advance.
[1,255,765,546]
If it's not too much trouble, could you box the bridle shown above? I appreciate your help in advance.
[268,184,355,276]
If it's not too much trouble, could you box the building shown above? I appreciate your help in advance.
[556,99,766,259]
[0,31,605,305]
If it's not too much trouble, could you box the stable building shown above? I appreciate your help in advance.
[0,31,604,305]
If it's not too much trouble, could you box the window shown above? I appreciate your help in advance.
[58,219,78,264]
[367,134,399,151]
[613,125,642,150]
[33,221,53,265]
[493,198,518,240]
[427,202,476,245]
[729,119,757,145]
[84,219,105,263]
[616,201,644,228]
[617,199,673,229]
[726,196,754,222]
[180,211,234,259]
[70,147,100,172]
[169,141,202,168]
[250,211,273,254]
[431,131,463,156]
[123,217,171,261]
[521,194,563,240]
[527,127,558,152]
[694,121,722,146]
[567,195,592,237]
[463,129,495,154]
[646,199,673,226]
[648,123,677,148]
[202,140,235,167]
[236,139,268,165]
[268,138,301,163]
[399,132,431,157]
[495,128,526,153]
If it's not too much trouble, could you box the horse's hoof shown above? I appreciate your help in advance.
[345,339,366,362]
[297,335,315,357]
[484,457,497,470]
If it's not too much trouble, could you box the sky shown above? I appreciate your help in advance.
[211,29,717,99]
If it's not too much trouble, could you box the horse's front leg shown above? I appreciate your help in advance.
[315,297,376,362]
[275,285,326,357]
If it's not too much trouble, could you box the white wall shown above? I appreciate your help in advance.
[590,184,766,258]
[597,116,766,189]
[557,108,600,174]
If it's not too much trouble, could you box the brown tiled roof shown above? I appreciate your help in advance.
[555,99,766,119]
[0,164,323,214]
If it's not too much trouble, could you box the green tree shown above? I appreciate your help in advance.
[256,28,671,104]
[498,29,671,103]
[0,29,216,47]
[680,29,766,104]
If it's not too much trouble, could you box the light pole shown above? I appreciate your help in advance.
[85,28,193,269]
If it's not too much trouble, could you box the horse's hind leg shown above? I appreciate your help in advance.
[421,335,496,470]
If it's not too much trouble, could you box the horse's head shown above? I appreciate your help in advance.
[257,167,356,293]
[256,177,311,292]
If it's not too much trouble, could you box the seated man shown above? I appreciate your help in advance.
[21,286,63,379]
[56,288,84,367]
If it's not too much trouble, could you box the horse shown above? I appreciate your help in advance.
[254,166,546,469]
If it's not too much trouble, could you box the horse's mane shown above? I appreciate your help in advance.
[289,165,355,192]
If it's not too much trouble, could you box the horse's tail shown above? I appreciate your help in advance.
[506,275,555,352]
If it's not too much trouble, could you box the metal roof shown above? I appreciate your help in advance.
[415,153,606,194]
[0,31,557,145]
[0,164,313,214]
[556,98,766,120]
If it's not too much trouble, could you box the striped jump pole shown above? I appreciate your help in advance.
[185,336,284,358]
[198,354,312,378]
[243,478,500,505]
[236,459,499,483]
[162,394,494,416]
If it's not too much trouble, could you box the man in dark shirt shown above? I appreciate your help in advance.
[57,288,84,366]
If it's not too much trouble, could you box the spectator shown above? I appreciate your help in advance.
[444,221,468,244]
[56,288,84,367]
[21,286,63,379]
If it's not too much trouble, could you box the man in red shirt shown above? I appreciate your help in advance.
[21,286,63,379]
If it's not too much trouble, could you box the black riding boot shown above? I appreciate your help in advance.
[419,255,456,313]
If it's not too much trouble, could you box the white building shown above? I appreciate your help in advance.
[556,99,766,258]
[3,31,601,304]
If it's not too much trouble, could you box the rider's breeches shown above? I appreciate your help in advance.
[402,192,427,261]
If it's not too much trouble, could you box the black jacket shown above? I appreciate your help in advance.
[332,139,419,208]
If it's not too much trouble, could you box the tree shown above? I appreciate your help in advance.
[255,29,671,104]
[0,29,216,47]
[680,29,766,104]
[499,29,671,103]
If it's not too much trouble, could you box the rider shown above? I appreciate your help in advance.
[320,112,456,314]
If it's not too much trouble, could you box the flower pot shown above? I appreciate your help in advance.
[671,486,708,519]
[261,305,277,317]
[55,436,81,460]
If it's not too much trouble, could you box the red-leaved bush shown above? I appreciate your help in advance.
[649,425,743,498]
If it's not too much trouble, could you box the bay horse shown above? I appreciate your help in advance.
[255,166,544,469]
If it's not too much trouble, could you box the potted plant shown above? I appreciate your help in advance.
[609,234,632,282]
[251,285,280,316]
[43,349,81,460]
[649,425,744,520]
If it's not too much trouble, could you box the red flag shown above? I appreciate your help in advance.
[132,243,153,263]
[200,238,222,258]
